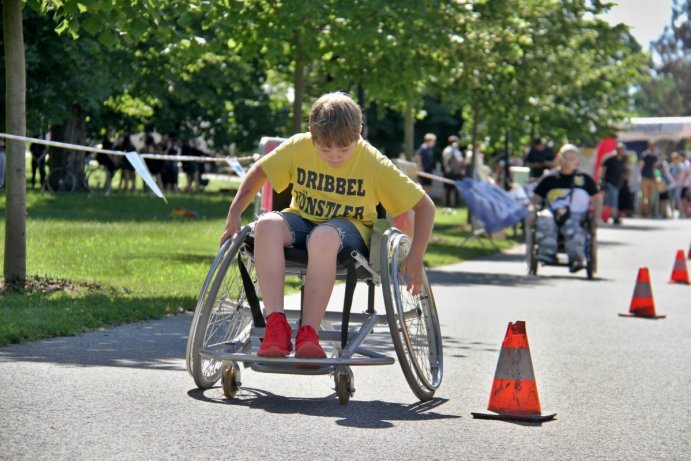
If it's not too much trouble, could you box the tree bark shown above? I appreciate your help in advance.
[3,0,27,285]
[49,104,88,190]
[292,42,305,134]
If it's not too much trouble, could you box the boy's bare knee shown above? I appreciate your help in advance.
[256,214,291,245]
[307,226,340,254]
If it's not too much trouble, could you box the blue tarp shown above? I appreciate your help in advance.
[455,178,528,235]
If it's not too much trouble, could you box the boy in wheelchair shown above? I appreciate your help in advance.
[529,144,600,273]
[220,92,436,360]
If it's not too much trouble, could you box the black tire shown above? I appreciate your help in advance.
[381,228,443,401]
[335,372,351,405]
[186,226,255,389]
[221,364,240,399]
[45,168,77,193]
[586,226,597,280]
[527,224,538,276]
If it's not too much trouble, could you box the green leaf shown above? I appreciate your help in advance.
[97,29,118,47]
[82,15,101,36]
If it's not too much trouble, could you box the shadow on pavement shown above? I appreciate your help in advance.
[427,269,551,287]
[602,223,665,231]
[187,387,459,428]
[0,314,190,370]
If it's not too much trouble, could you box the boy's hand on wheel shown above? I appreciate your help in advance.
[220,214,242,246]
[400,255,424,296]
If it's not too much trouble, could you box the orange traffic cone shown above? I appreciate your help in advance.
[472,321,556,422]
[619,267,666,319]
[669,250,690,284]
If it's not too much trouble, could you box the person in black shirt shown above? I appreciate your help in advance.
[530,144,600,273]
[30,141,47,190]
[638,143,659,217]
[525,137,556,180]
[600,142,628,224]
[415,133,437,193]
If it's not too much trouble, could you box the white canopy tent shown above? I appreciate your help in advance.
[617,116,691,142]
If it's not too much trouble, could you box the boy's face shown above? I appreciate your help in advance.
[315,140,357,168]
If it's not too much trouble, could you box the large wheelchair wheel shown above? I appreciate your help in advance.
[381,228,443,401]
[186,226,255,389]
[526,221,538,276]
[585,221,597,280]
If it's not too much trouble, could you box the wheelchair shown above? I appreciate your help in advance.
[526,208,597,279]
[185,169,443,405]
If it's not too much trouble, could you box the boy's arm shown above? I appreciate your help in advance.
[220,163,267,245]
[400,194,435,296]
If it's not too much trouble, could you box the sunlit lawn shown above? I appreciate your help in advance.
[0,182,518,346]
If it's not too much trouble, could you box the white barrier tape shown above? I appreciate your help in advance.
[0,132,258,164]
[124,151,166,203]
[0,132,261,202]
[225,157,247,178]
[415,170,456,185]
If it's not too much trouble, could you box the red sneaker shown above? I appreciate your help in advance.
[295,325,326,359]
[258,313,293,357]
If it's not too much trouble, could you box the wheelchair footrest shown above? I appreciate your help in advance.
[200,345,395,368]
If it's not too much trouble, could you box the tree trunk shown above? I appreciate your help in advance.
[292,43,305,134]
[49,104,87,190]
[357,82,367,139]
[404,99,414,160]
[3,0,27,286]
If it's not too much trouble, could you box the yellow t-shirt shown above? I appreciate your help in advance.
[258,133,425,245]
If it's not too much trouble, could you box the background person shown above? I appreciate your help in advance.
[115,132,137,193]
[415,133,437,193]
[221,92,435,360]
[97,127,117,194]
[160,134,179,194]
[29,141,47,190]
[525,137,556,180]
[600,142,628,224]
[141,133,164,193]
[530,144,600,273]
[441,135,464,209]
[682,151,691,218]
[181,139,203,193]
[638,142,659,218]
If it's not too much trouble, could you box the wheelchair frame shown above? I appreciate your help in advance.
[526,210,597,279]
[186,221,443,404]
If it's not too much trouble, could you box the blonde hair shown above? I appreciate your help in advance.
[309,92,362,148]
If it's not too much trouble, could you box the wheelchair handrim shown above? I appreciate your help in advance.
[387,232,443,391]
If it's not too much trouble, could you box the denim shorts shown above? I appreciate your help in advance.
[603,182,620,208]
[277,211,367,255]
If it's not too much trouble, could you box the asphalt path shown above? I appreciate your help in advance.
[1,218,689,460]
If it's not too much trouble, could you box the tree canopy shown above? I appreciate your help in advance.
[3,0,654,154]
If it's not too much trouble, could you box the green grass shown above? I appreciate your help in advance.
[0,187,517,346]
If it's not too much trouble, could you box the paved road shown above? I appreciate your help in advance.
[1,218,689,460]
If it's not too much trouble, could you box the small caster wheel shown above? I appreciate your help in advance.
[222,364,240,399]
[335,373,352,405]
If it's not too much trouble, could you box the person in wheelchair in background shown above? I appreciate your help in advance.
[530,144,600,273]
[220,92,436,360]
